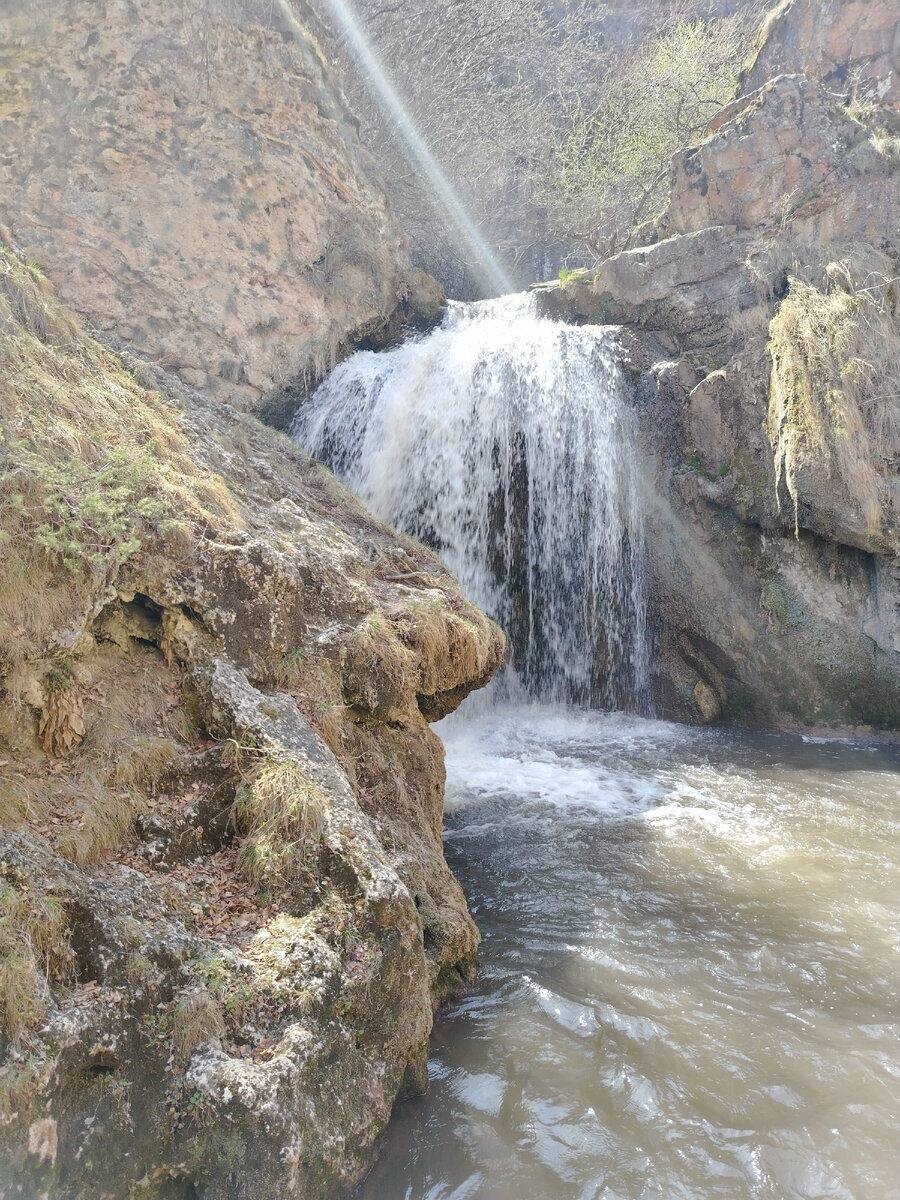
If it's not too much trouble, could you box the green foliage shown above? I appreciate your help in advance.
[557,265,580,286]
[45,660,74,693]
[595,292,615,322]
[547,16,754,253]
[2,438,169,574]
[279,645,308,676]
[686,448,731,482]
[165,1079,214,1130]
[760,577,788,629]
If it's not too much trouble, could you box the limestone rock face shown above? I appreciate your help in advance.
[0,0,443,417]
[531,25,899,731]
[661,75,898,248]
[740,0,900,104]
[0,239,503,1198]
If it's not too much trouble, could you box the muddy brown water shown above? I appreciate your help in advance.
[355,706,900,1200]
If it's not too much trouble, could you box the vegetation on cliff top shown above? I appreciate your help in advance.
[331,0,765,289]
[0,227,237,699]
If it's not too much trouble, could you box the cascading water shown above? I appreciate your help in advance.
[291,292,648,709]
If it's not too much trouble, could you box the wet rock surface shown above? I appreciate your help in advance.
[531,27,899,731]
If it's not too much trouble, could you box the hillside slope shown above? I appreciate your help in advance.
[0,233,502,1198]
[0,0,442,421]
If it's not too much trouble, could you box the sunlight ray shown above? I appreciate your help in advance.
[276,0,514,297]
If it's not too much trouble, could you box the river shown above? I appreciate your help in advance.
[355,705,900,1200]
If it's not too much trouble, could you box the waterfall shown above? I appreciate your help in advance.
[292,292,649,710]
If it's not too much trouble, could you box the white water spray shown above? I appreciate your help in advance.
[292,293,649,709]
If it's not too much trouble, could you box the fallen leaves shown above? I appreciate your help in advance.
[112,839,277,946]
[38,686,85,756]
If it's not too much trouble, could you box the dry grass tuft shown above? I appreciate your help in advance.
[0,954,45,1049]
[48,727,181,868]
[871,133,900,167]
[0,770,46,829]
[342,612,416,716]
[233,760,327,891]
[2,641,188,873]
[746,0,792,68]
[728,301,771,344]
[279,652,347,757]
[112,736,177,789]
[766,245,898,540]
[0,883,70,1048]
[0,1056,49,1123]
[54,785,139,870]
[0,240,80,349]
[171,989,226,1062]
[397,595,492,696]
[169,956,254,1063]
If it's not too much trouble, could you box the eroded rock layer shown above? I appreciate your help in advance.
[0,235,503,1198]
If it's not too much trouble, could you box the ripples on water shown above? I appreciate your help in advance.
[355,707,900,1200]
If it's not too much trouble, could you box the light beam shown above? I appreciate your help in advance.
[277,0,514,297]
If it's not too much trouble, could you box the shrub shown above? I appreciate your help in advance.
[544,14,761,255]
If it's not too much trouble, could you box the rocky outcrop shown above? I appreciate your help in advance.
[0,0,443,421]
[741,0,900,104]
[533,39,899,730]
[660,74,898,248]
[0,236,503,1197]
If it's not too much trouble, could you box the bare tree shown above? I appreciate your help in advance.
[543,12,765,257]
[311,0,766,294]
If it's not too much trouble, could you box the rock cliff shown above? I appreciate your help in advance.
[0,0,442,422]
[740,0,900,104]
[0,235,502,1197]
[534,4,899,730]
